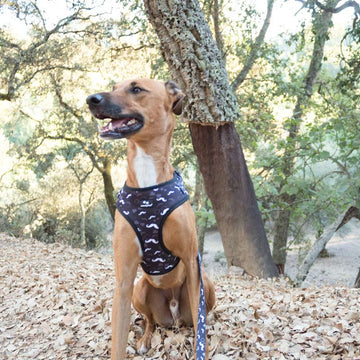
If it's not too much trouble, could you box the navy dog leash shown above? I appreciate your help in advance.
[196,252,206,360]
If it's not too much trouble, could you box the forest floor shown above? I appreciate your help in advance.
[1,226,360,360]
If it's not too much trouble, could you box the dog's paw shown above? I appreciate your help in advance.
[138,343,149,355]
[137,337,150,355]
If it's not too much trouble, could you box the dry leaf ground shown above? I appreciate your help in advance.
[1,233,359,360]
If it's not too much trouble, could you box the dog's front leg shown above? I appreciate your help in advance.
[111,270,137,360]
[111,215,141,360]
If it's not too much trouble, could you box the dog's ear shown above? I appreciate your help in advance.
[165,80,185,115]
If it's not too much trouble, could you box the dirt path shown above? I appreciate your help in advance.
[203,219,360,287]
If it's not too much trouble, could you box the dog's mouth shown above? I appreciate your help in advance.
[98,114,144,140]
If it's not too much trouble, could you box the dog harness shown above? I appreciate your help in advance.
[116,171,189,275]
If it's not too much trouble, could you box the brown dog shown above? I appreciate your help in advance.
[86,79,215,360]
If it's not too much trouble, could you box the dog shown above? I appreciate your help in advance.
[86,79,215,360]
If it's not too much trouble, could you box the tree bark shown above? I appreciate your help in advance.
[272,1,339,271]
[190,123,278,277]
[143,0,238,126]
[272,202,293,275]
[144,0,278,277]
[294,206,359,287]
[272,193,296,274]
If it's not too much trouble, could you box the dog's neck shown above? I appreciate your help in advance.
[126,137,174,188]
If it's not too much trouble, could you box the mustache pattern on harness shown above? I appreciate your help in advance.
[116,171,189,275]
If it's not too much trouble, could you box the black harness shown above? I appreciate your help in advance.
[116,171,189,275]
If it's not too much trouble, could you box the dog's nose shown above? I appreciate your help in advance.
[86,93,103,105]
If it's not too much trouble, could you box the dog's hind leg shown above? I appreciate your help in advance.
[133,277,174,354]
[137,315,155,355]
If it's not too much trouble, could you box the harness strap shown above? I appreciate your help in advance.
[196,252,206,360]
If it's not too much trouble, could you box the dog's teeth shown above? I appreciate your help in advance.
[128,119,136,125]
[108,122,113,131]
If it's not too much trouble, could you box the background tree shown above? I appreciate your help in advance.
[271,0,360,273]
[66,150,95,248]
[143,0,279,278]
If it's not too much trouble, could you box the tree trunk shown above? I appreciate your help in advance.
[45,132,116,221]
[190,123,278,277]
[272,2,339,271]
[102,160,116,221]
[194,165,207,257]
[272,193,295,274]
[294,206,359,287]
[144,0,278,277]
[354,268,360,288]
[79,181,86,247]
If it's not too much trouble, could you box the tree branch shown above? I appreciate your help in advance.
[26,9,90,54]
[51,76,84,120]
[44,133,103,174]
[31,1,47,31]
[212,0,225,58]
[0,93,11,101]
[0,168,14,184]
[111,43,155,53]
[315,0,360,14]
[1,7,91,101]
[231,0,274,92]
[295,206,360,286]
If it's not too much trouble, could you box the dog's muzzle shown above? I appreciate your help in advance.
[86,93,144,140]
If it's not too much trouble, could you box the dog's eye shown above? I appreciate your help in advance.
[130,86,143,94]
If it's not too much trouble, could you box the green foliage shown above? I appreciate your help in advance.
[0,160,111,247]
[32,153,57,179]
[2,115,34,146]
[194,206,216,230]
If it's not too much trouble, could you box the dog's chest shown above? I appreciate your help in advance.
[133,146,158,187]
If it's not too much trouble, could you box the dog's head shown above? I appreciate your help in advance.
[86,79,185,140]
